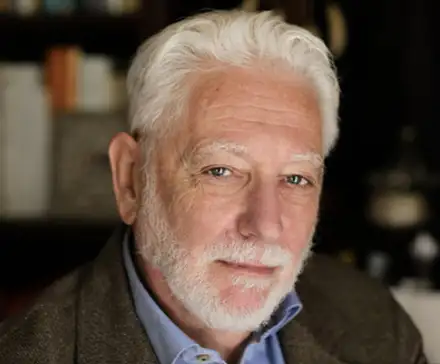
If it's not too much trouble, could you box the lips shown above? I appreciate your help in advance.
[217,260,277,275]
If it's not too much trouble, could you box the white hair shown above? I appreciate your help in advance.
[127,10,340,155]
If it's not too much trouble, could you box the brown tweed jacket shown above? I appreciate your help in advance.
[0,225,428,364]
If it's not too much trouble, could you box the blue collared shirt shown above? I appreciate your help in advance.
[123,234,302,364]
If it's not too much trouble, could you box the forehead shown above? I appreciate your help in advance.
[182,66,322,156]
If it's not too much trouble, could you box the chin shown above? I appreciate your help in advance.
[219,283,271,312]
[166,258,300,331]
[214,283,290,331]
[185,277,292,332]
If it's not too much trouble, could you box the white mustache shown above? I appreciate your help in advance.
[201,240,293,268]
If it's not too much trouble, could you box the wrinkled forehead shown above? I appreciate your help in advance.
[142,66,322,166]
[184,66,322,147]
[189,65,319,123]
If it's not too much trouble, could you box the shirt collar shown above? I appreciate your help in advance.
[259,288,302,341]
[122,231,302,363]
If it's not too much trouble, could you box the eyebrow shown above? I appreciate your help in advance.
[188,141,324,169]
[190,141,248,158]
[289,152,324,169]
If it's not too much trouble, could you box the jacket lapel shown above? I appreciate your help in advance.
[76,224,159,364]
[279,319,347,364]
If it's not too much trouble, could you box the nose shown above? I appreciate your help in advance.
[237,180,283,242]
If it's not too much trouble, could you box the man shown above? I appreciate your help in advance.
[0,10,427,364]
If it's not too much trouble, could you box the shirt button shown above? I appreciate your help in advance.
[196,353,211,362]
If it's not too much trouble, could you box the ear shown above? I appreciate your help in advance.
[108,132,142,225]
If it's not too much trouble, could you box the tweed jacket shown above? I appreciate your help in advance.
[0,225,427,364]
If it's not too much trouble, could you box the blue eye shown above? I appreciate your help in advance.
[205,167,232,178]
[286,175,309,186]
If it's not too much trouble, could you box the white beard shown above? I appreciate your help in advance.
[135,176,314,332]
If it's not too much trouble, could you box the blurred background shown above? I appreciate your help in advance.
[0,0,439,359]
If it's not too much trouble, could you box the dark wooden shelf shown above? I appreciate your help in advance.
[0,218,117,291]
[0,13,142,27]
[0,13,145,60]
[0,218,119,319]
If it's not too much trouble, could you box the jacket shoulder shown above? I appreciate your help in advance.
[299,253,393,302]
[0,268,81,364]
[296,253,425,363]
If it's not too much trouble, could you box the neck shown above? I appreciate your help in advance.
[135,254,251,362]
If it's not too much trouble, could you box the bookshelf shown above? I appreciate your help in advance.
[0,14,143,60]
[0,0,168,61]
[0,1,169,218]
[0,1,170,298]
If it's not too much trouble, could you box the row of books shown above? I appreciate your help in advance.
[0,48,126,218]
[45,46,126,113]
[0,63,52,217]
[0,0,141,16]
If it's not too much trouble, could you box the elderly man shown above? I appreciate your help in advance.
[0,10,427,364]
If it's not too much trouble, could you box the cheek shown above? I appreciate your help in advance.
[172,190,241,245]
[161,173,200,229]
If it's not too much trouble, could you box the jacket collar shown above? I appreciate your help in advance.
[279,317,346,364]
[76,224,157,364]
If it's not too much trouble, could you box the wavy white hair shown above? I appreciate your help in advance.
[127,10,340,155]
